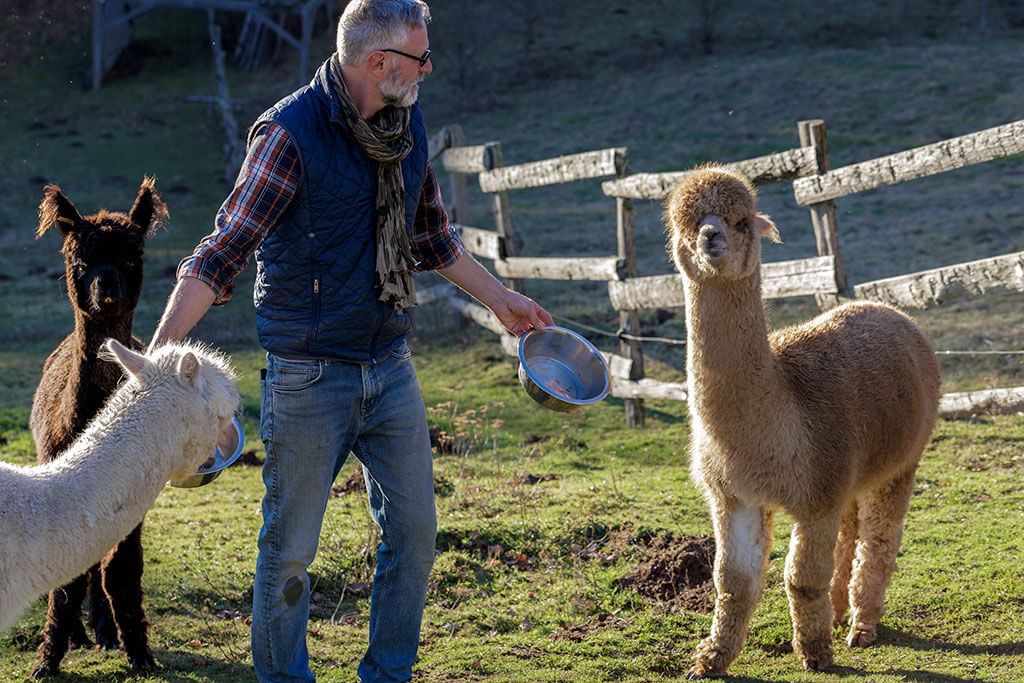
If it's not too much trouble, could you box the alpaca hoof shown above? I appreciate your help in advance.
[96,634,118,651]
[796,640,834,672]
[798,651,831,671]
[689,638,731,679]
[30,663,58,679]
[69,633,94,649]
[847,626,878,648]
[94,622,119,650]
[127,649,157,671]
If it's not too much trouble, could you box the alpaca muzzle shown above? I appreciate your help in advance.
[89,264,126,310]
[699,215,728,259]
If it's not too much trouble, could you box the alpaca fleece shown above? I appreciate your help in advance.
[665,165,940,677]
[1,340,239,633]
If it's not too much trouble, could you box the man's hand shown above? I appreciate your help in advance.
[493,289,553,337]
[438,252,553,337]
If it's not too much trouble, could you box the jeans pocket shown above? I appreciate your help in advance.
[389,340,412,362]
[269,356,324,392]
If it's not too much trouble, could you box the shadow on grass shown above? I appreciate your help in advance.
[880,623,1024,657]
[40,654,257,682]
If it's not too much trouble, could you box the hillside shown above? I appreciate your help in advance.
[1,1,1022,383]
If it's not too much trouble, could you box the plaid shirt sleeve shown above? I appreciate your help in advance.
[176,122,300,304]
[409,161,464,271]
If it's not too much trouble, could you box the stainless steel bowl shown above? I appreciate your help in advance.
[517,326,610,412]
[168,416,245,488]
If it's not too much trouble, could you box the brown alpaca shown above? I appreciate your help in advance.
[30,179,167,678]
[664,165,940,677]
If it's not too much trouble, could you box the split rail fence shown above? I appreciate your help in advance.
[421,118,1024,427]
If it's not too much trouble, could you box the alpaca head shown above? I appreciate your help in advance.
[36,178,168,322]
[103,339,241,482]
[664,165,780,282]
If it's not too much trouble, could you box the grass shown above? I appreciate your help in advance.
[2,1,1024,681]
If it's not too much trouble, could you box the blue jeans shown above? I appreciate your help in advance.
[252,342,437,682]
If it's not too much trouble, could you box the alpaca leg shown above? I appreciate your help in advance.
[785,514,841,672]
[846,470,916,648]
[690,503,775,678]
[87,565,118,650]
[101,523,155,671]
[830,500,858,628]
[32,573,90,678]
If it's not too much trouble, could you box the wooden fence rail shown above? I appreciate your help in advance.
[424,118,1024,423]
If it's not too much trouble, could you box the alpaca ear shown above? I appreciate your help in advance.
[177,352,202,389]
[103,338,150,379]
[753,213,781,244]
[36,185,82,238]
[128,176,169,237]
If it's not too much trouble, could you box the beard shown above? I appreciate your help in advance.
[380,66,420,108]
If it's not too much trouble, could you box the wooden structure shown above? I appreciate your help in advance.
[422,117,1024,423]
[91,0,333,90]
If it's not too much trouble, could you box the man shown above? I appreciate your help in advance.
[148,1,552,680]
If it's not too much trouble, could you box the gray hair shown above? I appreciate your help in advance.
[336,0,431,66]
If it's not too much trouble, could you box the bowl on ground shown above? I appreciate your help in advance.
[168,415,245,488]
[517,326,610,412]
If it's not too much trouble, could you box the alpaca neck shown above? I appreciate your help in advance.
[684,275,786,420]
[75,310,135,351]
[36,381,192,577]
[59,313,136,432]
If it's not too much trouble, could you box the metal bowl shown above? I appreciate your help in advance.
[168,416,245,488]
[517,326,610,412]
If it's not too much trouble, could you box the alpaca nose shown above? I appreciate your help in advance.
[699,215,728,258]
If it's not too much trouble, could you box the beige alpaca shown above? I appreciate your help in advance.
[664,165,940,677]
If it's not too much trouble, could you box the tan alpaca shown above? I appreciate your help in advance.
[664,165,940,677]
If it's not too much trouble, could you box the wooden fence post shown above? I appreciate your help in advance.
[484,142,525,293]
[614,152,646,427]
[445,125,469,226]
[797,119,847,308]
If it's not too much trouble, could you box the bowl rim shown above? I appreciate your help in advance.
[517,325,610,406]
[197,415,246,474]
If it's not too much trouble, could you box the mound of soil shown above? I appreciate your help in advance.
[614,534,716,613]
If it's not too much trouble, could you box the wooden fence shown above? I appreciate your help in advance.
[422,118,1024,425]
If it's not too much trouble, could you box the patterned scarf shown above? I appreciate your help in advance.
[329,53,417,312]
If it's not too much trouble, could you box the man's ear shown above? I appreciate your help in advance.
[366,50,387,78]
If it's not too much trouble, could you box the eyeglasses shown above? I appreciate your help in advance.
[381,47,431,67]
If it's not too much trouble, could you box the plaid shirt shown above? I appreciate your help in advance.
[178,121,464,304]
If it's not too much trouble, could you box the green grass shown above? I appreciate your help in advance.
[3,337,1024,681]
[2,2,1024,681]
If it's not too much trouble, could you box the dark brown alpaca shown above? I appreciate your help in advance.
[30,178,167,678]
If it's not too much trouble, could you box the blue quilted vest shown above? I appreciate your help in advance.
[251,59,428,363]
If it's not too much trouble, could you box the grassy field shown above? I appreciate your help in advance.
[2,1,1024,680]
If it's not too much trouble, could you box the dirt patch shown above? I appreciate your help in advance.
[614,534,716,613]
[330,465,454,499]
[508,473,557,486]
[235,449,265,467]
[331,467,367,496]
[551,611,632,642]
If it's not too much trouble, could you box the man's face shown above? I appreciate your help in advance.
[379,22,431,108]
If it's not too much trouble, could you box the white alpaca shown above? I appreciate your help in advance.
[0,339,240,632]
